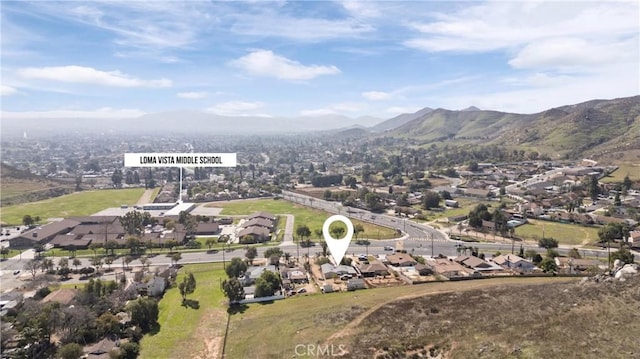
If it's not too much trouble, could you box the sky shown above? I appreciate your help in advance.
[1,0,639,122]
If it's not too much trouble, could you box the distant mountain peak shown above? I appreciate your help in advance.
[461,106,481,112]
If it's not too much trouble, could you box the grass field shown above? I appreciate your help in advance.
[515,219,601,246]
[600,163,640,183]
[0,188,145,225]
[207,198,398,239]
[139,263,227,359]
[225,277,578,359]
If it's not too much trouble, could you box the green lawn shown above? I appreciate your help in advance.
[139,263,228,359]
[0,188,145,225]
[601,163,640,183]
[207,198,398,239]
[225,277,578,359]
[515,219,601,246]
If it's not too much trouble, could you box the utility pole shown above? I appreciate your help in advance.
[431,233,434,258]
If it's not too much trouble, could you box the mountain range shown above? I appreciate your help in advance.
[2,96,638,160]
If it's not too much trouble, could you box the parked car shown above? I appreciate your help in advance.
[297,288,307,294]
[13,270,20,275]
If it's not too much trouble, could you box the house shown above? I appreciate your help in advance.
[242,265,277,286]
[554,257,602,273]
[464,188,491,198]
[414,263,434,276]
[492,254,537,272]
[454,255,502,272]
[358,260,389,277]
[320,263,358,280]
[10,219,81,248]
[444,199,459,208]
[146,276,167,297]
[427,258,469,278]
[49,234,92,249]
[83,337,119,359]
[481,220,496,231]
[386,253,418,267]
[247,211,276,222]
[346,278,366,291]
[238,226,271,243]
[41,288,77,305]
[242,218,273,230]
[194,222,220,235]
[281,268,308,284]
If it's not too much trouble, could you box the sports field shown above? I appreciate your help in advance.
[0,188,145,225]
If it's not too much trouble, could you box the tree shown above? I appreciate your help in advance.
[41,258,54,272]
[72,258,81,271]
[353,224,364,241]
[254,271,282,297]
[568,248,582,259]
[320,241,329,257]
[296,225,311,242]
[468,204,491,228]
[178,273,197,302]
[539,257,557,273]
[22,214,35,227]
[205,238,216,250]
[611,247,635,265]
[222,277,245,303]
[330,226,345,239]
[90,256,103,272]
[245,247,257,265]
[126,236,143,255]
[538,237,559,250]
[118,342,140,359]
[111,168,123,187]
[170,252,182,266]
[587,174,600,201]
[119,211,147,236]
[622,175,632,194]
[165,240,179,252]
[264,247,283,259]
[127,297,159,332]
[89,242,102,257]
[58,343,84,359]
[96,312,120,337]
[1,247,9,259]
[225,257,247,278]
[24,259,40,280]
[105,240,119,256]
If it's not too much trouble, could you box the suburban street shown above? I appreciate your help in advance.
[0,193,626,292]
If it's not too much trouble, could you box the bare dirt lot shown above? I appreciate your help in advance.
[341,276,640,359]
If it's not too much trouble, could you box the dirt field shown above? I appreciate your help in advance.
[339,276,640,358]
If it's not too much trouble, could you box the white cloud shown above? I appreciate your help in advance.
[1,107,146,119]
[508,36,638,70]
[177,91,208,99]
[362,91,392,101]
[230,50,340,81]
[230,12,374,42]
[1,85,18,96]
[18,65,172,88]
[405,1,639,55]
[206,101,270,117]
[22,2,211,51]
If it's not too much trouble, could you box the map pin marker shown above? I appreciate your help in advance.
[322,215,354,265]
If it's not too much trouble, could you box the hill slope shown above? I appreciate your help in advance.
[390,96,640,160]
[346,275,640,358]
[0,162,74,207]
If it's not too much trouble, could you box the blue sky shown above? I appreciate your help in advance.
[1,1,638,122]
